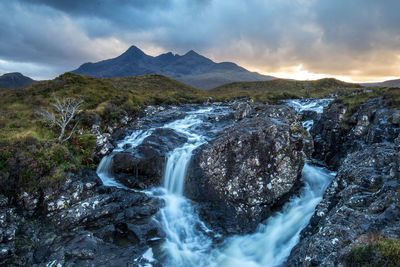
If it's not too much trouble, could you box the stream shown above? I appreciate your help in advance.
[97,100,334,267]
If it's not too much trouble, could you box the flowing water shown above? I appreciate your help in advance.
[284,98,332,131]
[96,101,335,267]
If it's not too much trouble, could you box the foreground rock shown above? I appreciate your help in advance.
[285,144,400,266]
[1,170,164,266]
[186,105,312,234]
[0,195,20,265]
[285,97,400,266]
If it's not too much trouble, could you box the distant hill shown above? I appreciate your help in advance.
[362,79,400,88]
[0,72,35,89]
[72,45,275,89]
[209,78,364,102]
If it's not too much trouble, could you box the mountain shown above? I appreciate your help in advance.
[0,72,35,89]
[72,45,275,89]
[362,78,400,88]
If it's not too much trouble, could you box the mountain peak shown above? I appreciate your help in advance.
[0,72,34,89]
[120,45,147,58]
[2,72,24,77]
[184,50,201,57]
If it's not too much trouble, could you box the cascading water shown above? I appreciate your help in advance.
[284,98,332,131]
[158,108,215,266]
[206,164,334,267]
[96,101,335,267]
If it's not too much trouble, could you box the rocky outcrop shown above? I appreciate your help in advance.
[0,195,20,266]
[232,100,253,120]
[285,144,400,266]
[1,170,163,266]
[113,128,187,189]
[285,97,400,266]
[311,98,400,169]
[186,105,312,234]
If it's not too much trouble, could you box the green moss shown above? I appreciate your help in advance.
[345,237,400,267]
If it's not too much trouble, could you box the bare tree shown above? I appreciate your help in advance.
[38,97,83,143]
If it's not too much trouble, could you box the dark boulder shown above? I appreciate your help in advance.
[186,105,312,234]
[301,110,319,121]
[232,100,253,120]
[113,128,187,189]
[310,102,349,169]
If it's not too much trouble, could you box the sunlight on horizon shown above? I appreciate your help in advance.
[253,64,399,83]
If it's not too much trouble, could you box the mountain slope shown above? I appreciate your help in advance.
[72,45,274,89]
[362,78,400,88]
[0,72,35,89]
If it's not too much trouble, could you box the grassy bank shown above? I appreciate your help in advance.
[209,78,365,103]
[0,73,207,197]
[336,86,400,114]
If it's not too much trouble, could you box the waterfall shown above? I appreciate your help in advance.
[95,102,335,267]
[158,108,214,266]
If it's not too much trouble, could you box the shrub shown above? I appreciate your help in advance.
[345,236,400,267]
[50,143,70,163]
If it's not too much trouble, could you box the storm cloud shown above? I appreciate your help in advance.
[0,0,399,81]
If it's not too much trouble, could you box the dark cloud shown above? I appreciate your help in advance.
[0,0,399,81]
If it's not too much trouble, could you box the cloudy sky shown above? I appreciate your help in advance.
[1,0,399,82]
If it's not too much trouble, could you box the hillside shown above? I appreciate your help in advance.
[72,45,274,89]
[0,72,206,195]
[209,78,365,102]
[0,72,206,142]
[0,72,35,89]
[362,78,400,88]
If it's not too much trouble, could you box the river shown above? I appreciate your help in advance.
[97,100,334,267]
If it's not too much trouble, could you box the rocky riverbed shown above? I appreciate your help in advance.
[285,97,400,266]
[1,97,399,266]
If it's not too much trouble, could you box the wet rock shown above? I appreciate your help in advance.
[41,232,145,266]
[301,110,319,121]
[392,109,400,125]
[48,185,162,232]
[310,102,348,169]
[232,101,253,120]
[311,98,400,169]
[7,169,164,266]
[113,128,187,189]
[0,195,19,266]
[285,144,400,266]
[141,105,166,117]
[203,97,213,105]
[17,191,40,216]
[186,105,312,234]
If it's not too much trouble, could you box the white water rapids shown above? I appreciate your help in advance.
[97,101,335,267]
